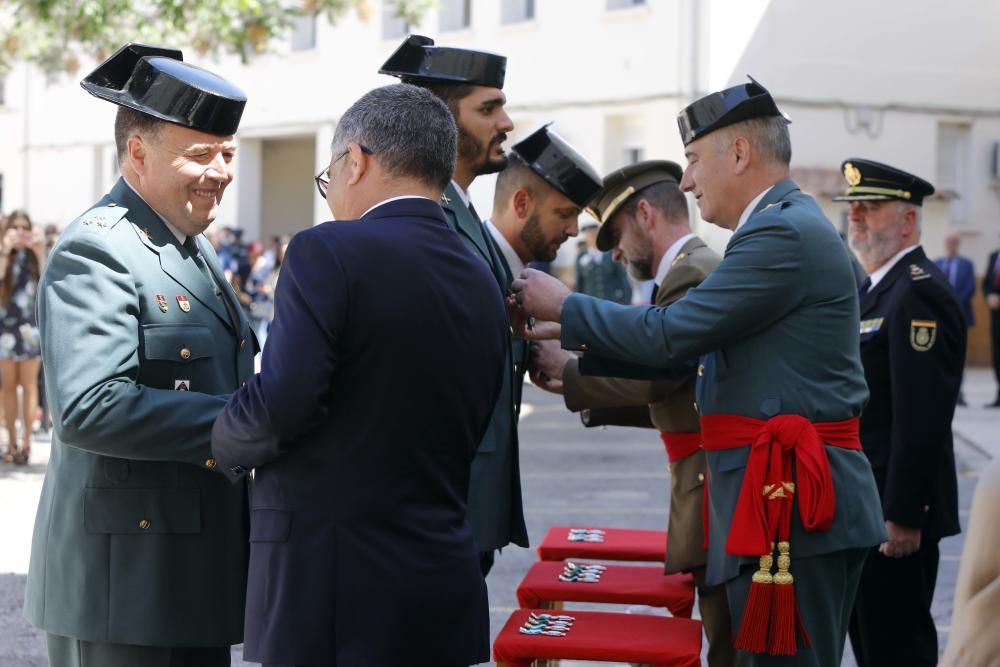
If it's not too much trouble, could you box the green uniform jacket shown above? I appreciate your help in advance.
[560,179,887,586]
[574,249,632,304]
[563,236,720,573]
[24,178,256,646]
[440,183,528,552]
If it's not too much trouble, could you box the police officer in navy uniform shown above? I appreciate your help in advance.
[23,44,255,667]
[837,158,966,667]
[380,35,527,575]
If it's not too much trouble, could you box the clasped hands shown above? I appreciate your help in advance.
[507,269,577,393]
[507,268,571,341]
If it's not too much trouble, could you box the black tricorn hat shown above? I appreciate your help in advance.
[833,158,935,206]
[512,125,602,208]
[379,34,506,89]
[587,160,684,251]
[677,76,790,146]
[81,43,247,136]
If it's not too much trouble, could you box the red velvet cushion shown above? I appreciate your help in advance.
[493,608,703,666]
[537,525,668,562]
[516,561,696,618]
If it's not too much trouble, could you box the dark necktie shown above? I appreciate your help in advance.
[652,283,660,303]
[859,276,872,297]
[993,253,1000,290]
[186,237,239,328]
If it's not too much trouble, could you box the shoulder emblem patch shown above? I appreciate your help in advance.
[909,264,931,281]
[910,319,937,351]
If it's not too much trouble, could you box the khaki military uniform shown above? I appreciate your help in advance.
[561,236,736,667]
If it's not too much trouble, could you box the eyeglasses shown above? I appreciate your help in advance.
[315,144,375,199]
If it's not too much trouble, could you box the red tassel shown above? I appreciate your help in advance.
[768,580,798,655]
[765,541,812,655]
[734,553,773,653]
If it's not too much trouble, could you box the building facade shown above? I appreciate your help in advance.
[1,0,998,358]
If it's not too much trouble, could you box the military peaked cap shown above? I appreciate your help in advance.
[512,125,602,207]
[379,34,506,89]
[587,160,684,251]
[81,42,247,136]
[834,158,935,206]
[677,76,790,146]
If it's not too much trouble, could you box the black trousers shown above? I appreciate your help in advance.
[849,540,940,667]
[47,633,230,667]
[479,549,495,576]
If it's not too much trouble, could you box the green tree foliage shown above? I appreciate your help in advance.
[0,0,433,74]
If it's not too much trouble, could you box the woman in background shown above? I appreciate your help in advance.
[0,210,45,465]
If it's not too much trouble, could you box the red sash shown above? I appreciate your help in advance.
[659,432,702,463]
[699,413,861,656]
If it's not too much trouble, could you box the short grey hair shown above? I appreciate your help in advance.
[897,201,922,230]
[718,115,792,166]
[331,83,457,190]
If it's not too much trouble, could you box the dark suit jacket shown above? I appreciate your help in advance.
[440,182,529,553]
[211,198,507,667]
[935,254,976,325]
[25,178,254,647]
[861,247,965,541]
[560,179,886,586]
[984,250,1000,299]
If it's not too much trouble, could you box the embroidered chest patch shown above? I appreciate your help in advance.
[860,317,884,334]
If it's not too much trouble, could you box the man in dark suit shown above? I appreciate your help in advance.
[936,232,975,404]
[211,84,507,667]
[24,44,255,667]
[380,34,526,575]
[575,220,633,304]
[984,243,1000,406]
[936,233,976,326]
[531,160,736,667]
[838,158,965,667]
[512,78,886,666]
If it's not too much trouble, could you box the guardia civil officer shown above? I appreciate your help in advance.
[575,219,633,304]
[837,159,965,667]
[531,160,737,667]
[486,125,602,288]
[512,78,886,666]
[380,35,525,575]
[23,43,255,667]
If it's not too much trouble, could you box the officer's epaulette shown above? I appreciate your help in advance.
[77,203,128,236]
[760,201,792,214]
[908,263,932,282]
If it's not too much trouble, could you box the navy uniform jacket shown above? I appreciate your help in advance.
[860,246,964,541]
[24,178,255,646]
[575,248,633,304]
[440,182,529,553]
[559,179,887,586]
[211,198,507,667]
